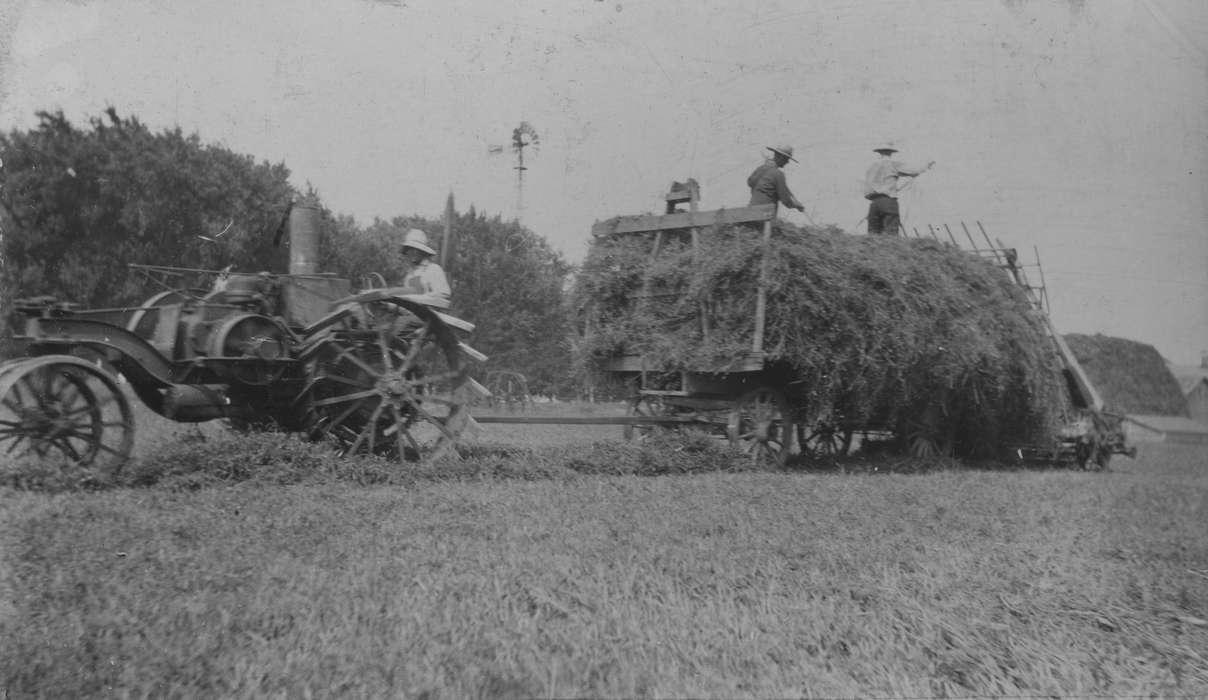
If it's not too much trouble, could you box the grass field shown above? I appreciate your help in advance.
[1,401,1206,698]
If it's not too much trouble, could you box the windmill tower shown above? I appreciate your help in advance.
[510,121,538,222]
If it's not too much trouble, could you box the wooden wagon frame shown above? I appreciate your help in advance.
[588,193,803,464]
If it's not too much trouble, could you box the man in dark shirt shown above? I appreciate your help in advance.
[747,145,806,212]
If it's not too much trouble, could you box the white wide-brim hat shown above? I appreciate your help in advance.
[402,228,436,256]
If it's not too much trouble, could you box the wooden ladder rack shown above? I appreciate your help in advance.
[921,220,1103,411]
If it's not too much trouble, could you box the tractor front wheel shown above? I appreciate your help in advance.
[0,356,134,473]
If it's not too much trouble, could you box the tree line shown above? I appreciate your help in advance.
[0,109,575,395]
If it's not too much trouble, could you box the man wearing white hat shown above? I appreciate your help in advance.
[747,145,806,212]
[863,144,934,235]
[400,228,451,304]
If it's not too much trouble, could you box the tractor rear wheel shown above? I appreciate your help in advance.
[301,299,470,463]
[0,356,134,473]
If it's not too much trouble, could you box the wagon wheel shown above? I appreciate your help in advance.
[727,387,795,466]
[1073,438,1109,471]
[623,393,672,441]
[302,299,469,463]
[1089,448,1112,471]
[1074,411,1120,471]
[899,409,952,459]
[799,411,853,458]
[487,371,533,413]
[0,356,134,472]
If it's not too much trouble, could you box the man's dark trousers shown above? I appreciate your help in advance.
[866,194,901,235]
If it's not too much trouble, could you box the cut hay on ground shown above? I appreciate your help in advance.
[1064,333,1188,416]
[573,222,1072,456]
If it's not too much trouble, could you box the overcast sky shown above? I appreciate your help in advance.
[1,0,1205,364]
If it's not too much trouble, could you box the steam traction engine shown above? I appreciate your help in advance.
[0,200,487,472]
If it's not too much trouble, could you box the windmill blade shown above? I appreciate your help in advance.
[512,121,539,149]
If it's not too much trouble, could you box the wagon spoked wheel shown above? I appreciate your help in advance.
[623,393,671,441]
[800,413,853,458]
[899,405,952,459]
[727,387,795,466]
[0,357,134,472]
[487,371,533,413]
[304,300,469,463]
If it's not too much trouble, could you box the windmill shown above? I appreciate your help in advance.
[490,121,539,222]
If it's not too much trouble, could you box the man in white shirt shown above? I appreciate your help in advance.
[863,145,934,236]
[400,228,451,305]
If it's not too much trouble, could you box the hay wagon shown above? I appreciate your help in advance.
[569,183,1133,468]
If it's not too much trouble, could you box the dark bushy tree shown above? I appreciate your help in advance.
[318,212,399,287]
[441,208,573,397]
[0,108,293,307]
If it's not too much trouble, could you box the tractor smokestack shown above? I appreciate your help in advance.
[289,196,320,275]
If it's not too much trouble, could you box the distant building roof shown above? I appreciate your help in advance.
[1167,364,1208,395]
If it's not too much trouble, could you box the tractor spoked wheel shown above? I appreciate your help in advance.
[727,387,795,467]
[0,356,134,472]
[302,299,469,463]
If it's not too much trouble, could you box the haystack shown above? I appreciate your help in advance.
[1064,333,1188,416]
[573,222,1073,455]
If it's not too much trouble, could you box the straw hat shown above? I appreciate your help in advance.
[767,145,797,162]
[401,228,436,256]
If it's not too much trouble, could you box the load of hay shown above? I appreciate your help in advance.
[572,221,1073,456]
[1064,333,1188,416]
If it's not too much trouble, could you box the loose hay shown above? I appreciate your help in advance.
[1064,333,1188,416]
[573,222,1072,456]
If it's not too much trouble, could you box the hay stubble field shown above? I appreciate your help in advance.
[1,400,1206,698]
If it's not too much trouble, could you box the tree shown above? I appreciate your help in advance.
[318,211,405,286]
[441,208,573,396]
[0,206,12,359]
[0,109,293,308]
